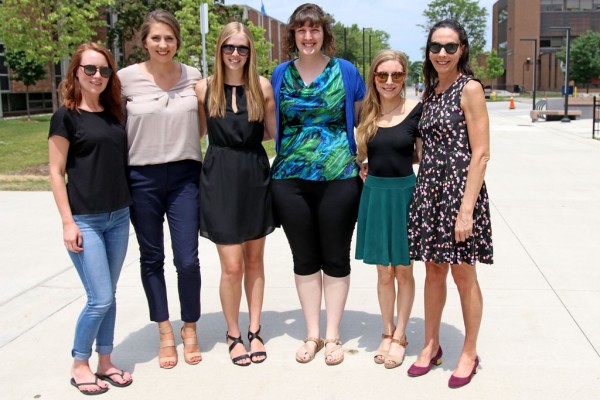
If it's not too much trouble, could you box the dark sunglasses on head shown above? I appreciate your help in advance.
[80,65,113,78]
[374,71,405,84]
[221,44,250,56]
[429,42,460,54]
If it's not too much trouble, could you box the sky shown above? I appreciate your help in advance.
[225,0,498,62]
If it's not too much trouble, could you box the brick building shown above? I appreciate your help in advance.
[492,0,600,93]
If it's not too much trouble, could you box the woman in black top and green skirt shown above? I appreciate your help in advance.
[355,49,422,370]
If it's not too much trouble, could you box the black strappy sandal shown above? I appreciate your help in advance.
[226,332,251,366]
[247,325,267,364]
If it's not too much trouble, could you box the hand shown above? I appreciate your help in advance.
[63,221,83,253]
[359,163,368,183]
[454,211,473,243]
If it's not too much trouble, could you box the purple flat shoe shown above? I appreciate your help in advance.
[407,346,443,377]
[448,356,479,388]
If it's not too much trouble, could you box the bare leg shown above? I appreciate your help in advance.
[323,273,350,364]
[294,271,323,361]
[243,237,267,362]
[217,244,249,365]
[413,262,449,367]
[450,262,482,377]
[375,265,396,362]
[386,263,415,366]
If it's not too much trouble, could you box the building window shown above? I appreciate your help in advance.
[0,43,9,92]
[541,0,564,11]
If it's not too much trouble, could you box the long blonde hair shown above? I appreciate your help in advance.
[208,22,265,121]
[356,50,408,163]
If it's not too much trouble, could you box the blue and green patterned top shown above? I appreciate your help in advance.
[271,59,358,181]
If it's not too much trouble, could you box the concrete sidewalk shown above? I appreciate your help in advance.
[1,99,600,399]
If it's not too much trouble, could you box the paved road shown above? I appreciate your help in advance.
[1,97,599,399]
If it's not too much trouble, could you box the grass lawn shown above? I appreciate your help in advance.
[0,115,277,191]
[0,116,51,191]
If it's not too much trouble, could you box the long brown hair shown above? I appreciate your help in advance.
[208,22,265,122]
[356,50,408,164]
[283,3,336,58]
[60,42,122,121]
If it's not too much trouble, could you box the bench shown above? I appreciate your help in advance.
[530,109,581,122]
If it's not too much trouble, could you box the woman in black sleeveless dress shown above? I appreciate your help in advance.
[195,22,276,366]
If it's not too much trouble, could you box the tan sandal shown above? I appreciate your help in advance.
[374,331,394,364]
[324,338,344,366]
[384,337,408,369]
[181,325,202,365]
[158,326,178,369]
[295,337,324,363]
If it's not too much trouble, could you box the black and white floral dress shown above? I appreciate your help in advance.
[408,75,493,265]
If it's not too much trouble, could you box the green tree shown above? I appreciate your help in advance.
[0,0,113,110]
[331,22,390,79]
[483,49,504,80]
[420,0,488,57]
[408,60,424,85]
[5,50,47,121]
[565,30,600,93]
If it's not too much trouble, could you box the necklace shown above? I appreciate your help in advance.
[380,100,404,115]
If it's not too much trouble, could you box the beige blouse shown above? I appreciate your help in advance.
[118,63,203,166]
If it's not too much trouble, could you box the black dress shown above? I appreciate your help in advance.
[199,84,275,244]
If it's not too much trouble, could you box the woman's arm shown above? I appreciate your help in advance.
[260,76,277,141]
[48,135,83,253]
[455,79,490,243]
[194,78,208,138]
[413,137,423,164]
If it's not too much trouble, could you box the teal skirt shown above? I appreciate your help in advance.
[355,174,416,266]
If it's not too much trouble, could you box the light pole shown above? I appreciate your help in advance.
[362,27,372,78]
[550,26,572,123]
[520,38,538,111]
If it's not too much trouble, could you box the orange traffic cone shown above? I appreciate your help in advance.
[509,97,515,109]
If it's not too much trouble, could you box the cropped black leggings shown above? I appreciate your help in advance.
[271,177,362,278]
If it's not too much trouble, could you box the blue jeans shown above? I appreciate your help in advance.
[69,207,130,361]
[129,160,201,322]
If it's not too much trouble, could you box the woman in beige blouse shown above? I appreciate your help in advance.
[118,9,202,369]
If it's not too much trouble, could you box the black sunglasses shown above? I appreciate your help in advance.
[429,42,460,54]
[221,44,250,56]
[374,71,405,84]
[80,65,113,78]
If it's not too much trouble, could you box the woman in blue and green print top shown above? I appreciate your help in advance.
[270,3,365,366]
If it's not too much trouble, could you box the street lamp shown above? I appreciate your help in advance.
[520,38,538,111]
[549,26,572,123]
[362,27,372,78]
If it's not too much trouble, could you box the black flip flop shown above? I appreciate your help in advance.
[95,370,133,388]
[70,377,109,396]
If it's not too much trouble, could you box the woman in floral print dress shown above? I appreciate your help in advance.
[407,20,492,389]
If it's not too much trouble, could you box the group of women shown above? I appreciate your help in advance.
[48,3,492,396]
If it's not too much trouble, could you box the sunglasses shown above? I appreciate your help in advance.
[374,71,405,84]
[429,42,460,54]
[80,65,113,78]
[221,44,250,56]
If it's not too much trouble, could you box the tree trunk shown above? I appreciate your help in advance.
[26,89,31,121]
[49,61,58,112]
